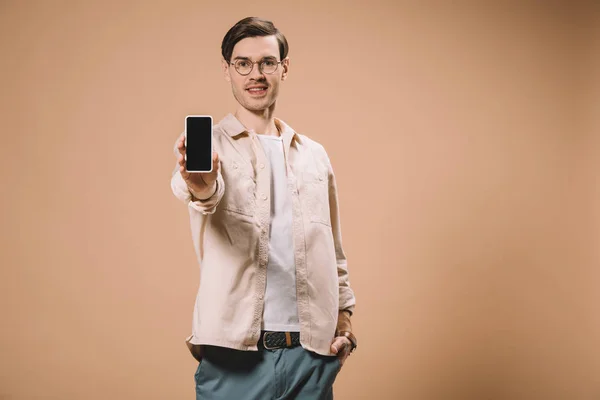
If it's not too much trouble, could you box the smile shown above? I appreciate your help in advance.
[246,87,268,96]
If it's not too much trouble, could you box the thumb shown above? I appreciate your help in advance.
[330,337,347,354]
[211,151,220,172]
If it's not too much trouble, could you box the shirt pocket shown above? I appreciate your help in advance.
[300,170,331,226]
[221,160,256,217]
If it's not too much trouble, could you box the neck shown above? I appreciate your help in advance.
[234,106,280,136]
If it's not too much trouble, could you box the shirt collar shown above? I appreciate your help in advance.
[220,112,301,144]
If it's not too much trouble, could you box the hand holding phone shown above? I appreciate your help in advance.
[176,115,219,199]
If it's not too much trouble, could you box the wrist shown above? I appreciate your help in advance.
[189,180,217,200]
[336,309,352,334]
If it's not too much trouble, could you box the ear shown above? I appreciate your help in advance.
[281,57,290,81]
[222,58,231,82]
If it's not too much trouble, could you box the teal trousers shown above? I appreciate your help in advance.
[194,344,341,399]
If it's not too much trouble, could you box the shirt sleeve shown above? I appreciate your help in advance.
[170,132,225,215]
[326,153,356,315]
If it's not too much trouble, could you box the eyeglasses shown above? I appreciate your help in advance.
[229,57,284,76]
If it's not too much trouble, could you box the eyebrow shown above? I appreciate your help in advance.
[233,55,278,61]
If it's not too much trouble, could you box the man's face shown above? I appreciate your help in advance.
[223,35,289,112]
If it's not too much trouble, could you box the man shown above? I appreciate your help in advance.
[170,17,357,399]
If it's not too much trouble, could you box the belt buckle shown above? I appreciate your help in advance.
[262,331,279,350]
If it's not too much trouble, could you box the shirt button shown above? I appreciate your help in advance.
[259,294,264,300]
[259,163,265,169]
[262,193,268,200]
[233,163,238,169]
[318,176,323,181]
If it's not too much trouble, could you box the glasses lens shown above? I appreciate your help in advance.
[261,59,278,74]
[235,60,252,75]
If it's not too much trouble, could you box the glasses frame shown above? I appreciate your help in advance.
[229,58,284,76]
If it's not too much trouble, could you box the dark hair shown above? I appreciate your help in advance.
[221,17,289,64]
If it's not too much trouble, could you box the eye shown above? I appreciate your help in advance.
[237,60,250,68]
[263,59,276,66]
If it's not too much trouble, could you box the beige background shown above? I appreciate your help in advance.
[1,1,599,399]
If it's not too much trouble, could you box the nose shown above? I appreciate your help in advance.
[248,61,265,79]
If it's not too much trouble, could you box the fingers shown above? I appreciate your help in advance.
[177,133,186,156]
[177,150,189,178]
[179,164,189,180]
[330,336,351,370]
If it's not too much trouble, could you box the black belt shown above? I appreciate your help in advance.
[258,331,301,350]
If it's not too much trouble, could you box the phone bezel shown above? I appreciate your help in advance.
[184,115,213,173]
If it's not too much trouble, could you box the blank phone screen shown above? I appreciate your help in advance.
[185,116,212,172]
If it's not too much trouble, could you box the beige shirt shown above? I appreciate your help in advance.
[170,112,356,358]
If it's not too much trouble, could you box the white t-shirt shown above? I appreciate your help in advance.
[256,134,300,332]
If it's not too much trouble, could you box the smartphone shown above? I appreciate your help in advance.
[185,115,213,172]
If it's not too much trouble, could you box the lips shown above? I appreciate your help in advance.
[246,86,268,96]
